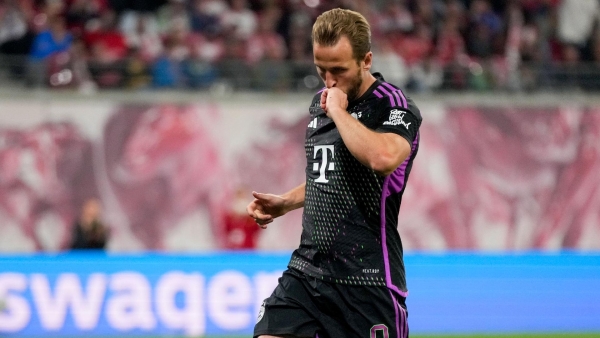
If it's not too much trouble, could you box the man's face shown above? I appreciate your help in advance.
[313,36,367,102]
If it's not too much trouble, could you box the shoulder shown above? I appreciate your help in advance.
[371,81,422,122]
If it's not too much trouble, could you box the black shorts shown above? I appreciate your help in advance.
[254,269,408,338]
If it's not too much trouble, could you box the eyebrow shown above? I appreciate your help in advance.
[316,65,348,72]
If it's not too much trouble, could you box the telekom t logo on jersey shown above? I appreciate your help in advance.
[313,145,335,183]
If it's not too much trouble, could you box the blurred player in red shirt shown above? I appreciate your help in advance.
[222,187,260,249]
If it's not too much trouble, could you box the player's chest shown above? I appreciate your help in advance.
[305,102,378,143]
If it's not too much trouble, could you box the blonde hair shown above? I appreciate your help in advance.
[312,8,371,62]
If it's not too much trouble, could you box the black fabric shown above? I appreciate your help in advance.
[288,73,421,293]
[254,269,409,338]
[70,221,108,250]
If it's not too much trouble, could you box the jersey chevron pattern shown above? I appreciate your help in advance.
[288,73,422,296]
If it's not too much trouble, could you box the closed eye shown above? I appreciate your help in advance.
[330,67,347,74]
[316,66,348,76]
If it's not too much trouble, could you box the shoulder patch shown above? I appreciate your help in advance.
[382,109,412,129]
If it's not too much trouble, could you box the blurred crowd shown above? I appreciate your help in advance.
[0,0,599,92]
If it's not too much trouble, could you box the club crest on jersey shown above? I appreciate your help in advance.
[383,109,411,129]
[351,111,362,120]
[313,145,335,183]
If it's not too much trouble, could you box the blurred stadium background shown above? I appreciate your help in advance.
[1,0,600,337]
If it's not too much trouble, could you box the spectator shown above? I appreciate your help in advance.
[252,40,291,91]
[285,1,311,47]
[27,15,73,87]
[436,18,466,67]
[151,29,189,88]
[0,0,34,79]
[124,47,152,89]
[65,0,106,36]
[221,187,261,250]
[124,13,163,64]
[43,0,66,18]
[85,10,128,63]
[511,3,547,91]
[377,0,414,35]
[346,0,382,35]
[394,23,434,67]
[413,0,441,28]
[286,0,313,39]
[411,56,443,92]
[444,0,467,31]
[70,198,109,250]
[190,0,225,35]
[372,38,410,88]
[221,0,257,40]
[46,37,97,91]
[0,0,29,47]
[183,32,219,88]
[250,9,290,90]
[466,0,504,59]
[188,29,225,65]
[216,37,252,89]
[288,34,315,90]
[557,0,599,48]
[195,0,228,18]
[85,10,128,87]
[156,0,191,35]
[29,16,73,60]
[247,9,286,63]
[68,38,97,92]
[0,0,597,92]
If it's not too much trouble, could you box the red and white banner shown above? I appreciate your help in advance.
[0,98,598,251]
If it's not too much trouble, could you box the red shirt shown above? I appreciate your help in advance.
[84,30,128,61]
[222,212,260,249]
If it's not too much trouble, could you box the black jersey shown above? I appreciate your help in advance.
[288,73,421,297]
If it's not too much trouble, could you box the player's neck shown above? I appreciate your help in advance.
[357,72,377,99]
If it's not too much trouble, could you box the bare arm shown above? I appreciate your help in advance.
[321,88,411,176]
[247,182,305,229]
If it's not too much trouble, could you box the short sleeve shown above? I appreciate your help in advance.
[375,103,420,146]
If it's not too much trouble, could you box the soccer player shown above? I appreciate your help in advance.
[247,8,422,338]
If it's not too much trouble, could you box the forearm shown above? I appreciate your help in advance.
[329,108,408,175]
[281,182,305,213]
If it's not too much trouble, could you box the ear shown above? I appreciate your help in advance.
[362,51,373,71]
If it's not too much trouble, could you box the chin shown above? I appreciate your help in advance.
[347,88,360,102]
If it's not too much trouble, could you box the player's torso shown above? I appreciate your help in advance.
[290,94,388,285]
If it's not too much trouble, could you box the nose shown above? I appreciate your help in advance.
[324,72,336,88]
